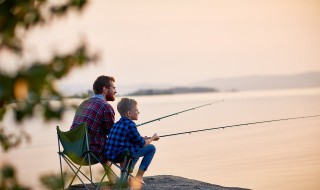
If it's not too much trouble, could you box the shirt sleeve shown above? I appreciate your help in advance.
[127,122,145,147]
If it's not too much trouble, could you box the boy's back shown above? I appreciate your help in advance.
[105,116,145,161]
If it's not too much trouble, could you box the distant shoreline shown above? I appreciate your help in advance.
[59,72,320,97]
[126,87,219,96]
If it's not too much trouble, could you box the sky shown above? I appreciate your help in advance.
[14,0,320,88]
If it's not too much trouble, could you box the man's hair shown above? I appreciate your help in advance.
[117,98,137,116]
[93,75,115,94]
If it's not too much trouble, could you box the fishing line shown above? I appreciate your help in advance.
[159,114,320,138]
[136,100,224,127]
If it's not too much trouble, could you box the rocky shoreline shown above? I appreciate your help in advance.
[70,175,250,190]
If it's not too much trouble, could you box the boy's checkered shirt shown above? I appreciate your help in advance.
[105,116,145,161]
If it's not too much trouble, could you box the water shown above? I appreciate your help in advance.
[1,88,320,190]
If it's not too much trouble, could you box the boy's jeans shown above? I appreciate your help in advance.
[131,144,156,171]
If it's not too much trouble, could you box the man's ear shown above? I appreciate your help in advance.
[103,86,107,92]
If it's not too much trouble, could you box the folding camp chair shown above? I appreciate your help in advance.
[57,123,116,189]
[57,123,135,189]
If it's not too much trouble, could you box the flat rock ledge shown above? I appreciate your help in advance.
[70,175,251,190]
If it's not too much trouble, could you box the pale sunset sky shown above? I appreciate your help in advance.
[15,0,320,88]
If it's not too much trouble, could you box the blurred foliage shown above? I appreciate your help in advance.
[0,164,30,190]
[0,0,97,149]
[40,172,70,190]
[0,0,87,52]
[0,0,98,189]
[39,168,104,190]
[0,127,31,151]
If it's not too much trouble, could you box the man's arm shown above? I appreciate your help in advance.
[103,106,115,134]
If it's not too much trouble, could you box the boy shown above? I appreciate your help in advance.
[105,98,159,186]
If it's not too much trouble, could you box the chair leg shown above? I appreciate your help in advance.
[117,156,132,188]
[61,156,91,190]
[65,163,90,190]
[96,163,119,190]
[58,153,65,190]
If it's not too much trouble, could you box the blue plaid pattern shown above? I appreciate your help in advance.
[105,116,145,161]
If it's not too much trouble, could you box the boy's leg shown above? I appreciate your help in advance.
[129,145,155,188]
[136,170,145,180]
[131,144,156,172]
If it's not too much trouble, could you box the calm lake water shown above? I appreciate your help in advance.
[1,88,320,190]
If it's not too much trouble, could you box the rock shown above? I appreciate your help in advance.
[142,175,250,190]
[70,175,250,190]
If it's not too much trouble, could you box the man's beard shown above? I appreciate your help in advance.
[105,93,115,101]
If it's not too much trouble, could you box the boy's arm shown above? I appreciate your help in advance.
[128,123,146,147]
[144,133,159,147]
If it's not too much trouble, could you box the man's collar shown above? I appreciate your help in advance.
[92,94,105,101]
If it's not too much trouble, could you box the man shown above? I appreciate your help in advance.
[71,75,117,163]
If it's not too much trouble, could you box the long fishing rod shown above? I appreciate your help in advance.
[136,100,224,127]
[159,114,320,138]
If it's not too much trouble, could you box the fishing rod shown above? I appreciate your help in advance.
[159,114,320,138]
[136,100,224,127]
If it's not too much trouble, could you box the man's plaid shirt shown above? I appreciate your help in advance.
[71,95,115,162]
[105,116,145,161]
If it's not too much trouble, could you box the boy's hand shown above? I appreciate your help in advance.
[152,133,160,141]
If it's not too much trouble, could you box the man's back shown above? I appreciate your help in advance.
[71,97,115,162]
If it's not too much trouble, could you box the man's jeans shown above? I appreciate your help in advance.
[131,144,156,171]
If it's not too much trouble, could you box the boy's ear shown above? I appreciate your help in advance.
[127,110,131,117]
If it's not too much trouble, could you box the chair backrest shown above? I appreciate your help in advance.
[57,123,98,165]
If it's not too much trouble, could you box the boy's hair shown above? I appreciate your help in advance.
[93,75,115,94]
[117,98,138,116]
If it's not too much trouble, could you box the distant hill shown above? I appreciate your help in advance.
[127,87,218,96]
[193,72,320,91]
[58,72,320,96]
